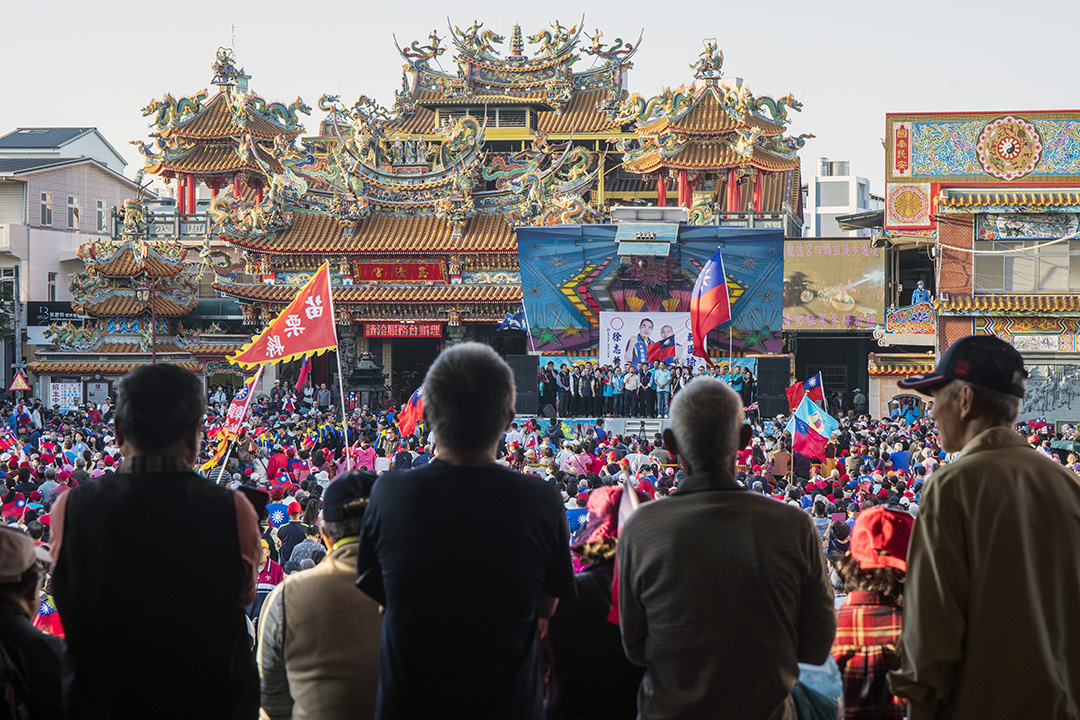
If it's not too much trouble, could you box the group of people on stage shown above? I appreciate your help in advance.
[539,360,756,419]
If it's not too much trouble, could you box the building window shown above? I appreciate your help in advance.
[48,273,57,302]
[40,193,52,226]
[974,240,1077,292]
[96,200,108,233]
[67,196,79,229]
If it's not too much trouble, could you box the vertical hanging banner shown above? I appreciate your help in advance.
[229,263,339,368]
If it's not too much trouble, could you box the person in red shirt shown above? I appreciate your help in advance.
[249,539,284,625]
[267,445,289,480]
[831,506,914,720]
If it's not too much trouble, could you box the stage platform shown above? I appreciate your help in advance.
[513,415,673,437]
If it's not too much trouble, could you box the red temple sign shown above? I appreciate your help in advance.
[357,262,443,283]
[894,124,910,175]
[364,322,443,338]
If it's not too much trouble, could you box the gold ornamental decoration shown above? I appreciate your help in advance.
[976,115,1042,181]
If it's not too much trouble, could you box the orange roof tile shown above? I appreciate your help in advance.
[72,294,199,317]
[938,191,1080,209]
[624,141,798,174]
[27,360,203,375]
[92,342,183,353]
[386,106,438,135]
[80,242,188,278]
[419,93,549,107]
[147,142,281,177]
[935,295,1080,313]
[228,211,515,255]
[664,89,784,136]
[184,342,246,355]
[538,89,622,134]
[214,281,521,305]
[171,93,299,140]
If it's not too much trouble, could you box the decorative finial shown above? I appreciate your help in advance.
[690,38,723,82]
[508,24,525,59]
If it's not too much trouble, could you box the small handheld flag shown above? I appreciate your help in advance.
[397,386,424,436]
[786,372,826,410]
[689,249,731,359]
[295,356,312,392]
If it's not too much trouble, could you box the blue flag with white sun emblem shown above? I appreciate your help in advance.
[266,503,289,528]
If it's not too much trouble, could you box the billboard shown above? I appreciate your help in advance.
[783,239,885,331]
[598,312,707,368]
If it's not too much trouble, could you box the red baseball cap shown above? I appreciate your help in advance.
[850,506,915,572]
[287,501,302,515]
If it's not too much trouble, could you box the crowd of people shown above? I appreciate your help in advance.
[1,333,1079,719]
[538,359,757,418]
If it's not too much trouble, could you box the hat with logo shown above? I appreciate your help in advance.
[0,526,51,583]
[898,334,1028,398]
[322,470,376,523]
[850,506,915,572]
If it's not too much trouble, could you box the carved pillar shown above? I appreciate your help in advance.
[725,168,739,212]
[338,323,359,373]
[358,336,370,354]
[382,341,393,388]
[187,174,197,215]
[677,169,688,207]
[656,174,667,206]
[753,170,764,212]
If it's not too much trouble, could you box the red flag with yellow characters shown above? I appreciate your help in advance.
[229,263,338,368]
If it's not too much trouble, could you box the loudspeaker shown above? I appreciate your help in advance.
[506,354,540,416]
[755,356,791,418]
[542,404,557,420]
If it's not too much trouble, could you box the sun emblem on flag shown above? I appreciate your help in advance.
[271,510,285,525]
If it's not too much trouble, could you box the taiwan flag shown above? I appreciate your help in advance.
[785,395,839,460]
[646,335,677,363]
[689,249,731,360]
[33,595,64,638]
[294,356,312,392]
[786,372,826,411]
[265,502,289,528]
[397,386,424,437]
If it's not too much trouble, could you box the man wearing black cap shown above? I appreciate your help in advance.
[258,470,381,720]
[889,335,1080,719]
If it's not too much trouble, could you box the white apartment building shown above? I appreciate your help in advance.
[802,157,883,237]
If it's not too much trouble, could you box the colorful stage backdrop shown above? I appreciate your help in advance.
[517,224,785,356]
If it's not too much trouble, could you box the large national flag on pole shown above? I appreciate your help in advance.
[224,366,264,437]
[397,386,424,437]
[784,395,839,459]
[497,306,528,331]
[229,263,338,368]
[689,249,731,359]
[786,372,826,410]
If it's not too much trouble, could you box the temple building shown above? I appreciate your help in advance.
[25,21,813,400]
[875,110,1080,421]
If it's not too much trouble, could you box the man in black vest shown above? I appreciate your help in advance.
[51,364,262,719]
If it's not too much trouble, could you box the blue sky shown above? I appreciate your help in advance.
[5,0,1077,193]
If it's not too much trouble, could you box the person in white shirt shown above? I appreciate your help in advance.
[505,423,524,447]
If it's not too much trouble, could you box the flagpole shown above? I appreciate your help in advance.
[519,303,537,354]
[324,261,352,470]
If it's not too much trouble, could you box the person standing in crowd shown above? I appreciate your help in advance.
[0,527,64,720]
[557,364,571,417]
[618,377,835,720]
[540,361,558,415]
[852,387,868,417]
[50,364,261,718]
[317,383,332,413]
[623,364,640,418]
[890,335,1080,719]
[654,361,672,418]
[832,506,914,720]
[275,501,309,564]
[258,470,381,720]
[249,539,284,625]
[357,343,574,719]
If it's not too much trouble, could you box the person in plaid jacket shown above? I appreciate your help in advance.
[831,505,914,720]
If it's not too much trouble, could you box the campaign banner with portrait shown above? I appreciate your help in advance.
[783,239,886,330]
[599,312,708,369]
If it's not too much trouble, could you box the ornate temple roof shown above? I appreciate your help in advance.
[167,92,303,141]
[144,140,282,177]
[77,239,188,278]
[868,354,936,377]
[27,360,204,376]
[212,281,520,305]
[71,290,199,318]
[225,211,515,256]
[615,40,807,179]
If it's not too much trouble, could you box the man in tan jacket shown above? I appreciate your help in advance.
[258,470,381,720]
[890,335,1080,719]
